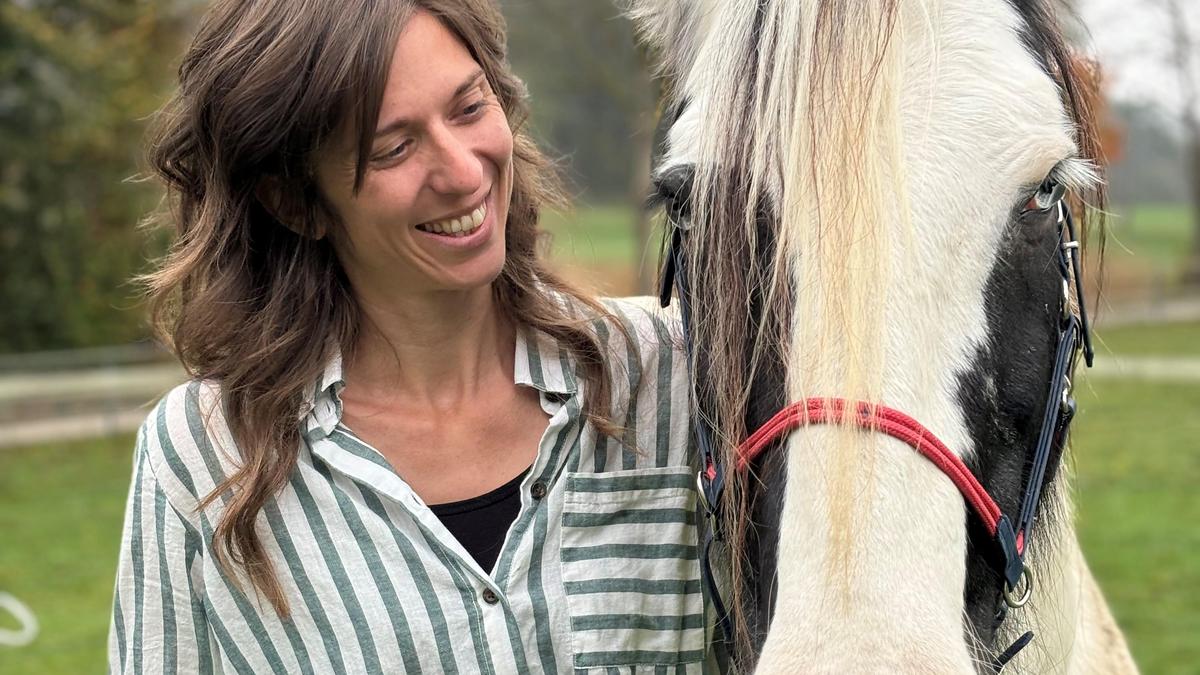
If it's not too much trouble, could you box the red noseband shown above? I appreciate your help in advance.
[733,397,1020,552]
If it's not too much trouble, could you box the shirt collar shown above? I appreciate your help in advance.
[300,324,576,443]
[300,347,345,443]
[512,323,577,397]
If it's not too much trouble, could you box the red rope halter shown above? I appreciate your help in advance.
[733,397,1021,553]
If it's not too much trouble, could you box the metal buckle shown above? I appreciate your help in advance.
[696,470,711,516]
[1004,566,1035,608]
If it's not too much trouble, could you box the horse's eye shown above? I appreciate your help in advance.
[652,166,696,222]
[1022,176,1066,213]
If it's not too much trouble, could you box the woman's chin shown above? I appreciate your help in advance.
[432,255,508,294]
[415,223,507,293]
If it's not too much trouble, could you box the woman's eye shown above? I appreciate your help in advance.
[376,140,411,162]
[461,100,486,117]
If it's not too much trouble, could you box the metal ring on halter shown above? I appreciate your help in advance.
[696,471,710,515]
[1061,240,1080,251]
[1003,567,1035,608]
[1061,279,1072,321]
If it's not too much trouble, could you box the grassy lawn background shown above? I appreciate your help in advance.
[1095,320,1200,357]
[0,435,132,673]
[541,205,644,265]
[1072,377,1200,674]
[1105,204,1195,275]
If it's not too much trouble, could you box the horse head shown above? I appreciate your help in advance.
[629,0,1137,671]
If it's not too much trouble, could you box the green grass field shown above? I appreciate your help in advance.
[1105,203,1195,275]
[0,435,132,673]
[540,201,1196,298]
[541,204,648,265]
[1072,376,1200,674]
[1095,321,1200,357]
[1,319,1196,673]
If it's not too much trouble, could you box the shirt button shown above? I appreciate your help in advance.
[481,588,500,605]
[530,481,547,500]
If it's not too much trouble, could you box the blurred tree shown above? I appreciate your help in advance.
[503,0,661,292]
[1158,0,1200,284]
[1108,102,1190,205]
[0,1,192,353]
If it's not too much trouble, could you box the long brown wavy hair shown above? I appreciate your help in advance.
[143,0,624,614]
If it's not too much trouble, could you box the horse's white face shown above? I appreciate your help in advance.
[634,0,1096,670]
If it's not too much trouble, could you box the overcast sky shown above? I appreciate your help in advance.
[1079,0,1199,121]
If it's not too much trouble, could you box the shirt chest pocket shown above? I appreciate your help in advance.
[560,466,708,672]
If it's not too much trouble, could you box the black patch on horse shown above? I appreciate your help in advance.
[957,202,1067,661]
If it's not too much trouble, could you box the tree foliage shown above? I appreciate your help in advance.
[0,1,191,353]
[503,0,655,201]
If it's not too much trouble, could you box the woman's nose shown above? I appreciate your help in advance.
[426,124,483,196]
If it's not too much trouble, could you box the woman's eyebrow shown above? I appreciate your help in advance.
[373,69,486,139]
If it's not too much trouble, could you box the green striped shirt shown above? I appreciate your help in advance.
[108,298,725,674]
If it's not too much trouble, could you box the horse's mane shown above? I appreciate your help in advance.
[636,0,1106,656]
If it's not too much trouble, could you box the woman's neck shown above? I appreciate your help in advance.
[344,285,516,409]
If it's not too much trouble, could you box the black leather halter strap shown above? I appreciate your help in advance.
[987,193,1094,672]
[659,187,1094,671]
[659,224,734,641]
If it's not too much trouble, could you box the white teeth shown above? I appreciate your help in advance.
[420,201,487,236]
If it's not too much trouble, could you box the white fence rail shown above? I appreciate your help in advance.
[0,344,186,449]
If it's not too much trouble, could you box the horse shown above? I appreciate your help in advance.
[625,0,1140,671]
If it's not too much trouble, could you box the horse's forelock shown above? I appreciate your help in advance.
[647,0,907,656]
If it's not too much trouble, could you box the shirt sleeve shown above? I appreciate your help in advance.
[108,425,214,674]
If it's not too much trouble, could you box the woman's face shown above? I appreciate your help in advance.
[316,10,514,299]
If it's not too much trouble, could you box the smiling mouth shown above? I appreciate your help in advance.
[415,201,487,238]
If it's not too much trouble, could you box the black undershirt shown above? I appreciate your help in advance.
[429,467,530,574]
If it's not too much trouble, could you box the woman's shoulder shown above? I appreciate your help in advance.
[134,378,243,510]
[587,296,688,397]
[596,296,684,352]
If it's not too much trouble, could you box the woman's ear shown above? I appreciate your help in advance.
[256,176,327,240]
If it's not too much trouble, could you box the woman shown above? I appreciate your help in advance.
[108,0,722,673]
